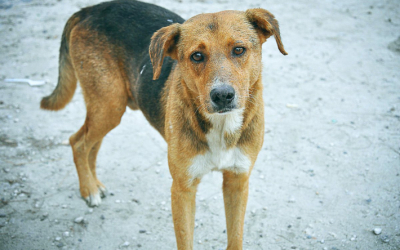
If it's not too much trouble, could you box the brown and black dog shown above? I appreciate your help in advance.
[41,0,287,249]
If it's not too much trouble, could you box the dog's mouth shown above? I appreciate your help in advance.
[209,102,237,114]
[217,108,233,114]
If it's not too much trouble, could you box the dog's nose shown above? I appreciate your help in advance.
[210,85,235,108]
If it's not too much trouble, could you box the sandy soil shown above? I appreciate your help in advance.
[0,0,399,249]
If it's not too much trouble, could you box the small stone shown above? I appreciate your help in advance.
[380,235,390,243]
[74,216,84,224]
[288,197,296,203]
[60,140,69,145]
[120,241,130,247]
[139,230,146,234]
[63,231,70,237]
[373,228,382,235]
[88,208,93,213]
[115,199,121,203]
[100,215,105,220]
[198,240,202,244]
[320,239,325,244]
[350,235,356,241]
[55,236,61,241]
[61,205,67,209]
[40,213,49,221]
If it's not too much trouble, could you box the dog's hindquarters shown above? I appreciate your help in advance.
[40,13,81,111]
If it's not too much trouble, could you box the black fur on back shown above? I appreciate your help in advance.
[74,0,185,134]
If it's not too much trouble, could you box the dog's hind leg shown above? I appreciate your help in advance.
[70,100,125,206]
[68,26,128,206]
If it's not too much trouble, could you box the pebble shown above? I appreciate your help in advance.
[139,230,146,234]
[60,140,69,145]
[373,227,382,235]
[63,231,70,237]
[115,199,121,203]
[55,236,61,241]
[88,208,93,213]
[120,241,130,247]
[74,216,84,224]
[350,235,357,241]
[40,213,48,221]
[380,235,390,243]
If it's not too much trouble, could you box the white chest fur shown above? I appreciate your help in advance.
[187,108,251,181]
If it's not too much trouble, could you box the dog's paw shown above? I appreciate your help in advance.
[85,192,102,207]
[98,186,107,198]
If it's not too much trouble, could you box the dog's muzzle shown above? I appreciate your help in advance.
[210,85,236,113]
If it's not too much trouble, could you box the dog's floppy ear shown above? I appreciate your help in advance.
[245,8,288,55]
[149,23,181,80]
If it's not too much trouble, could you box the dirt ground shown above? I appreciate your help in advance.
[0,0,399,249]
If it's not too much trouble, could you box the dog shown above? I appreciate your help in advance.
[40,0,287,249]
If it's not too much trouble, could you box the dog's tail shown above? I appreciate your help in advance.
[40,13,81,111]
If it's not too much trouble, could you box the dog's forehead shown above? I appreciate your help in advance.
[181,10,254,38]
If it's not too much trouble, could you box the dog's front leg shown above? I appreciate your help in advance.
[171,177,200,250]
[222,171,250,250]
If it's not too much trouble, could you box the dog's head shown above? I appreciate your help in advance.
[150,8,287,115]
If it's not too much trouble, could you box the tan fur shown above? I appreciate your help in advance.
[42,7,286,250]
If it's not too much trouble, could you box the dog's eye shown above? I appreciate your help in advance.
[233,47,245,56]
[191,52,204,62]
